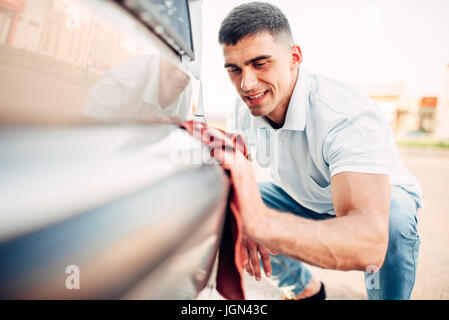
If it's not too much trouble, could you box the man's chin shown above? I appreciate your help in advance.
[250,110,264,117]
[247,105,269,118]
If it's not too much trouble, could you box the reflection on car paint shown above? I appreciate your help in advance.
[84,54,191,122]
[0,0,197,125]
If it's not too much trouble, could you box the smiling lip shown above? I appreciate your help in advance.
[244,90,268,105]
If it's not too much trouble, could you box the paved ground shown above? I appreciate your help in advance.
[199,146,449,300]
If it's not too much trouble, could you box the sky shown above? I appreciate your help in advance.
[200,0,449,119]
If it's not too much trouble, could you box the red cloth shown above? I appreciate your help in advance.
[180,120,246,300]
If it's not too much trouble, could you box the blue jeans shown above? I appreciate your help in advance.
[258,182,421,300]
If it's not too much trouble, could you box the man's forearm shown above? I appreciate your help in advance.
[249,207,388,271]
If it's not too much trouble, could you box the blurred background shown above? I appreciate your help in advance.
[199,0,449,300]
[202,0,449,143]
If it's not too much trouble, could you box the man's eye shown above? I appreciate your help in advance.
[254,62,267,67]
[227,68,241,73]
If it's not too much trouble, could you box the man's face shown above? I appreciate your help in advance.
[222,32,301,121]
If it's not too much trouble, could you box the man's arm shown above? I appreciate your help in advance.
[250,172,390,271]
[208,128,390,272]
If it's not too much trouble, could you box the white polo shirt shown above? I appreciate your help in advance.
[229,68,423,215]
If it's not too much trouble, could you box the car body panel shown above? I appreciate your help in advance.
[0,0,227,299]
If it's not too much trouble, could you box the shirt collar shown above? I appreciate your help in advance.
[250,67,310,131]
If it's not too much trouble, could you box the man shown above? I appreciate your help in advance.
[214,2,422,300]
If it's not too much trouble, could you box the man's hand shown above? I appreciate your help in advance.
[202,128,280,278]
[204,128,268,236]
[240,237,277,280]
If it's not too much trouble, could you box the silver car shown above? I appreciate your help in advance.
[0,0,229,299]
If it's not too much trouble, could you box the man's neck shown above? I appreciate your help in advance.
[263,116,284,129]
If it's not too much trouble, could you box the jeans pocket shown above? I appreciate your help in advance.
[400,220,420,241]
[394,188,420,241]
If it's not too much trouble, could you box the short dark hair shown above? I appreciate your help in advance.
[218,2,293,46]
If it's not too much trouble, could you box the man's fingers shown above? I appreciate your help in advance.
[210,146,246,169]
[240,240,253,276]
[245,261,253,276]
[202,128,229,144]
[242,238,275,280]
[258,245,272,278]
[248,241,262,281]
[240,243,248,264]
[244,250,254,276]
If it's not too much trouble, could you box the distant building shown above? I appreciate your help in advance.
[0,0,25,45]
[1,0,140,75]
[360,83,420,137]
[419,96,438,133]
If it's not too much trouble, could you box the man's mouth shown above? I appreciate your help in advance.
[244,90,269,104]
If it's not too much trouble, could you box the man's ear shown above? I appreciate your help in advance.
[290,44,302,69]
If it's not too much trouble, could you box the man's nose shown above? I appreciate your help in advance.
[240,69,258,91]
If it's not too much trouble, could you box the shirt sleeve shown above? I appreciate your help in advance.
[322,111,393,177]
